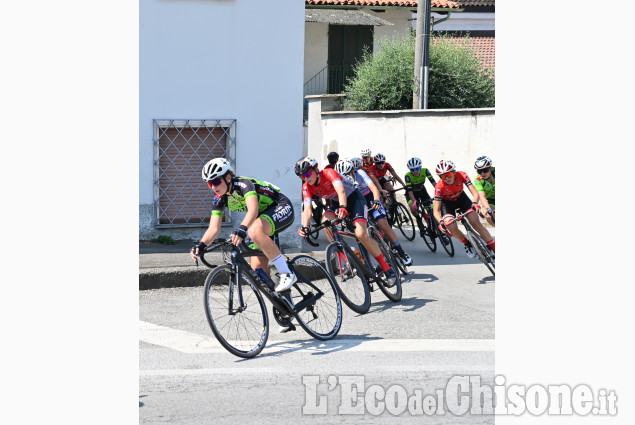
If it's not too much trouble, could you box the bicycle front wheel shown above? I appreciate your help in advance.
[467,232,495,276]
[395,202,416,241]
[368,231,402,302]
[325,243,371,314]
[203,265,269,358]
[288,255,343,340]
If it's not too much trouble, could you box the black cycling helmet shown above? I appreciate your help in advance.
[327,151,339,164]
[294,156,318,176]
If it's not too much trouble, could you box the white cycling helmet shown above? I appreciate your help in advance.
[350,157,363,170]
[373,153,386,163]
[202,158,233,181]
[435,160,456,175]
[335,159,354,175]
[407,157,422,169]
[361,148,372,158]
[474,155,493,170]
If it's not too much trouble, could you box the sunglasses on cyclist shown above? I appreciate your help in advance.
[439,171,455,179]
[410,166,421,172]
[477,167,491,175]
[300,170,313,180]
[375,161,385,166]
[206,177,224,189]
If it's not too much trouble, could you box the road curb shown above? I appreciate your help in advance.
[139,266,214,290]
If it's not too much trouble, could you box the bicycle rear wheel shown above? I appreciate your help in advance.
[325,243,371,314]
[288,255,343,340]
[420,214,437,252]
[394,202,416,241]
[203,265,268,358]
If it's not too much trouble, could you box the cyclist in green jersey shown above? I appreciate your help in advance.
[404,157,437,238]
[473,156,495,227]
[189,158,297,292]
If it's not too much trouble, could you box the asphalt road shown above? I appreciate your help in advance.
[139,227,495,424]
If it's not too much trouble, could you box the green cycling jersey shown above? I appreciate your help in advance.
[473,167,495,203]
[210,176,281,217]
[404,168,436,192]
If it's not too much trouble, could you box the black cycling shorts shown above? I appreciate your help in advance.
[324,189,368,225]
[410,189,432,204]
[440,192,473,218]
[379,176,391,187]
[259,193,295,236]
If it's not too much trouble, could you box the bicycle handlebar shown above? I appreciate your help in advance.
[197,238,266,269]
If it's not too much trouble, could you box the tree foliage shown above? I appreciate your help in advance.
[343,33,495,111]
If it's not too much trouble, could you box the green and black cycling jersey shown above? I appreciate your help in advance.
[211,176,281,217]
[473,167,495,205]
[404,168,436,202]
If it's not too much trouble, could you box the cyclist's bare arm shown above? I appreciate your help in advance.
[467,184,480,205]
[433,200,443,224]
[389,168,407,188]
[367,178,381,202]
[191,215,223,261]
[477,191,492,210]
[333,182,348,218]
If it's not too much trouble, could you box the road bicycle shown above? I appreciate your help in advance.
[382,185,416,241]
[197,238,343,358]
[415,199,455,257]
[366,208,409,276]
[308,217,402,314]
[446,209,495,276]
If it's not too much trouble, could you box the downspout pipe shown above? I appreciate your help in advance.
[431,11,452,29]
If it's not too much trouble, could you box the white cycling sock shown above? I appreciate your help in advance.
[271,254,291,275]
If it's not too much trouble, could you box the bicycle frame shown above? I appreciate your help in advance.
[200,240,324,320]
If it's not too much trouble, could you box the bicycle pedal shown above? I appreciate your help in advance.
[280,322,297,333]
[279,291,295,308]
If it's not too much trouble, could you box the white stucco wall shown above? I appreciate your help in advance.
[140,0,305,241]
[307,97,494,182]
[304,22,329,88]
[368,9,413,50]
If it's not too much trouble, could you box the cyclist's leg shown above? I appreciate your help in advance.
[249,194,296,290]
[440,199,466,240]
[485,201,495,227]
[322,199,338,243]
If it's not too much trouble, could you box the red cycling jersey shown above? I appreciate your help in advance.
[369,162,393,179]
[302,168,356,203]
[433,171,473,201]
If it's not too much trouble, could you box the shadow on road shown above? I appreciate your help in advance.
[478,275,495,285]
[367,297,437,314]
[241,333,381,359]
[402,272,439,283]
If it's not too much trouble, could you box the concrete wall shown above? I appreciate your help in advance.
[306,95,494,183]
[139,0,305,244]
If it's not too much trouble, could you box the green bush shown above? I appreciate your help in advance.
[343,33,494,110]
[428,34,495,109]
[156,235,175,245]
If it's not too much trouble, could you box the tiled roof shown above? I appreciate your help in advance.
[455,1,494,6]
[305,1,463,8]
[434,35,495,71]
